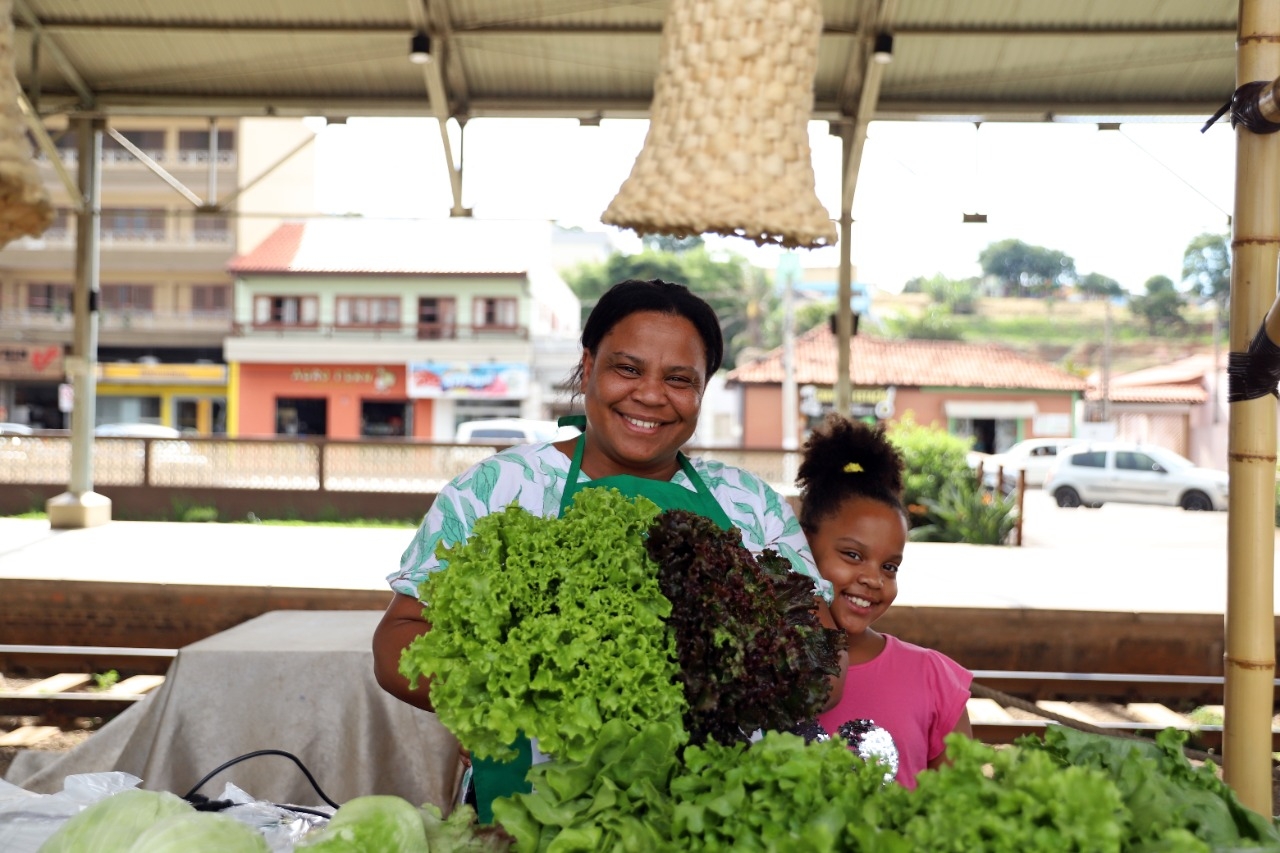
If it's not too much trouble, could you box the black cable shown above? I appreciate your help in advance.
[181,748,341,810]
[1202,99,1232,133]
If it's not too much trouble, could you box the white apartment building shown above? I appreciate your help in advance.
[223,218,581,440]
[0,116,316,433]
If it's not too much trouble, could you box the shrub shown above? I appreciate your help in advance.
[910,476,1018,545]
[170,498,219,523]
[888,414,975,530]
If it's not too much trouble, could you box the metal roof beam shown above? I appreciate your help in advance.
[12,0,94,109]
[29,94,1226,122]
[104,126,203,207]
[417,0,472,115]
[10,19,1235,38]
[15,91,83,210]
[14,19,410,34]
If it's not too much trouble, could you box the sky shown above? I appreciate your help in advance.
[310,114,1237,295]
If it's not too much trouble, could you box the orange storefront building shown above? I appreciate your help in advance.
[232,362,426,440]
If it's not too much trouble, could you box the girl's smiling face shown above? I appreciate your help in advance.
[808,496,908,639]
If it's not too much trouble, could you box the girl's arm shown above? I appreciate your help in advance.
[927,707,974,770]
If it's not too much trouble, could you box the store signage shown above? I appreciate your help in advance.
[407,361,530,399]
[812,386,890,405]
[99,363,228,384]
[289,366,397,392]
[0,344,63,379]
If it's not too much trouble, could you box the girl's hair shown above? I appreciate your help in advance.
[567,278,724,394]
[796,415,906,531]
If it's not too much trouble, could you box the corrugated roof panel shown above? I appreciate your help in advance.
[28,0,408,26]
[10,0,1241,118]
[450,0,666,30]
[461,33,660,103]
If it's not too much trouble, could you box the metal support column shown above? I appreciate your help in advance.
[835,123,855,415]
[47,117,110,528]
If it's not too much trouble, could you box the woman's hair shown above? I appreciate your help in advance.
[796,415,906,531]
[568,279,724,393]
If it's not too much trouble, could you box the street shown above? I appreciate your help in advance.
[1017,488,1234,551]
[898,489,1277,616]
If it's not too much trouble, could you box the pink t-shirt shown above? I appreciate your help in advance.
[817,634,972,789]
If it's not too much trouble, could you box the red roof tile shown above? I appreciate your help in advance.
[1083,353,1218,404]
[1086,383,1208,404]
[727,326,1085,391]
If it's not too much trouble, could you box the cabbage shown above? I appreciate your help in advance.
[298,795,429,852]
[38,788,191,853]
[128,811,269,852]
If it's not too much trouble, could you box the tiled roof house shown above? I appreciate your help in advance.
[1085,353,1227,465]
[726,325,1085,450]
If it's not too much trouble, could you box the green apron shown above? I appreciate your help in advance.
[470,416,733,823]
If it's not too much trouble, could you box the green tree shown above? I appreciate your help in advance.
[794,299,835,336]
[883,307,963,341]
[919,274,980,314]
[1182,231,1230,320]
[978,238,1077,298]
[561,246,770,370]
[1076,272,1124,300]
[1129,274,1185,334]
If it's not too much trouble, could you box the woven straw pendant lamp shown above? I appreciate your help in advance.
[603,0,836,249]
[0,0,53,248]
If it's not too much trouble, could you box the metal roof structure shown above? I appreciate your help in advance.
[14,0,1237,124]
[16,0,1280,817]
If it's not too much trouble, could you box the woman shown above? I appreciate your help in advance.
[373,278,840,821]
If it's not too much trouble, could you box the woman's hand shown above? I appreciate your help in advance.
[372,592,437,712]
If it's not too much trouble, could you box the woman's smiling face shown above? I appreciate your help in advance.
[579,310,707,479]
[808,496,908,638]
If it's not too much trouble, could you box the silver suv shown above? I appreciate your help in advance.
[1043,442,1228,511]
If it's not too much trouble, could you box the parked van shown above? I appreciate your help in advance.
[453,418,578,445]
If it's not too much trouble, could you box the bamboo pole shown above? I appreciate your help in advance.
[1224,0,1280,815]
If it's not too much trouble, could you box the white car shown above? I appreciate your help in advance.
[94,422,207,466]
[453,418,579,445]
[975,437,1078,490]
[94,422,183,438]
[1044,442,1228,511]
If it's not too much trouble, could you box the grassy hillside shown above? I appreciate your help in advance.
[864,291,1221,376]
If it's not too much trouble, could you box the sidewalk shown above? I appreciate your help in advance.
[0,517,410,592]
[0,509,1254,616]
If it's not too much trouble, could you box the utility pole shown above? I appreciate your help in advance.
[779,251,800,451]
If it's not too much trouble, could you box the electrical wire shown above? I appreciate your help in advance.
[181,748,341,811]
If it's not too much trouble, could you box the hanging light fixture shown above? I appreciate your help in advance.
[409,31,432,64]
[873,32,894,64]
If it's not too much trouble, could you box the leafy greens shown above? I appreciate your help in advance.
[399,487,685,763]
[645,508,846,746]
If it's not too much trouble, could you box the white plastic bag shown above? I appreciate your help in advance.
[0,771,143,853]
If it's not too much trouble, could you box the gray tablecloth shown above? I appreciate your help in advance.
[7,611,462,809]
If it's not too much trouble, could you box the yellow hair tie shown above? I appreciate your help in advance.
[843,462,864,473]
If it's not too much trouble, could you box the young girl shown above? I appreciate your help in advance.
[798,415,973,789]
